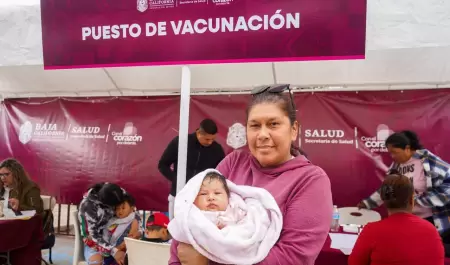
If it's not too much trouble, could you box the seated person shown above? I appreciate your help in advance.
[349,173,444,265]
[103,194,139,265]
[168,169,282,265]
[142,212,171,243]
[78,183,143,265]
[0,158,43,215]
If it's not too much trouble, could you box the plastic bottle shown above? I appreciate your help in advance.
[331,205,340,232]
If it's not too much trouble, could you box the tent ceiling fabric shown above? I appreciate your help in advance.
[0,0,450,97]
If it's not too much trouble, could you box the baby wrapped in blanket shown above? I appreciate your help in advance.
[168,169,283,265]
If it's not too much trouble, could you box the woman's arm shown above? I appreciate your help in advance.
[348,225,374,265]
[19,186,44,214]
[415,153,450,208]
[361,187,384,209]
[255,169,333,265]
[79,205,116,255]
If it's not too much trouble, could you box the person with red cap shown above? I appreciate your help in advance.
[142,212,171,243]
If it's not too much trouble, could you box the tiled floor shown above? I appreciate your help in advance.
[42,236,74,265]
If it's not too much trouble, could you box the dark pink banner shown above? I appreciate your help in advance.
[1,89,449,211]
[40,0,367,69]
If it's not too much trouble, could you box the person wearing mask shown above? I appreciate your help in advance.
[357,130,450,256]
[350,173,444,265]
[158,119,225,219]
[0,158,43,215]
[169,84,333,265]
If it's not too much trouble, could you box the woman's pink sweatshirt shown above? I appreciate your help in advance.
[169,150,333,265]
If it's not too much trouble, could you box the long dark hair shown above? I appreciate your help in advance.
[89,182,126,207]
[0,158,33,197]
[246,91,306,157]
[385,130,423,150]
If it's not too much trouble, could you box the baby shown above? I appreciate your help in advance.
[168,169,282,265]
[194,172,246,229]
[103,194,139,264]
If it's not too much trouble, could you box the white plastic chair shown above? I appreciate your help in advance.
[338,207,381,226]
[125,237,170,265]
[41,195,57,211]
[72,211,88,265]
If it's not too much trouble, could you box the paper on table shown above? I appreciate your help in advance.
[0,210,36,220]
[329,233,358,254]
[21,210,36,217]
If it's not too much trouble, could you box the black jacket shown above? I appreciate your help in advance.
[158,133,225,196]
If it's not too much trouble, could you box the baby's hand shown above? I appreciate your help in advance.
[217,223,226,230]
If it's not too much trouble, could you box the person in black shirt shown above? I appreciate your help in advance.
[142,212,171,243]
[158,119,225,219]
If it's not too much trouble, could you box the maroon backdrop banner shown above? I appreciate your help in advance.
[1,89,449,211]
[40,0,366,69]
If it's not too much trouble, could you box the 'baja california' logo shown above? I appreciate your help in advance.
[19,121,33,144]
[137,0,148,12]
[226,123,246,149]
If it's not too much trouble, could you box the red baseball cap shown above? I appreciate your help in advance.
[146,212,169,228]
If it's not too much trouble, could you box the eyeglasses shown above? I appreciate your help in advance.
[0,173,10,178]
[250,84,296,111]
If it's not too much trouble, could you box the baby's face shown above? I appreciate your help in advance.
[194,179,229,211]
[115,201,133,219]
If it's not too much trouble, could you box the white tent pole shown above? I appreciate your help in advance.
[176,66,191,195]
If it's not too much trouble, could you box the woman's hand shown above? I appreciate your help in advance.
[177,242,208,265]
[114,250,126,265]
[357,201,367,210]
[8,198,19,211]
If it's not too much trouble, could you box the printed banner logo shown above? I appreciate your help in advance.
[179,0,207,5]
[226,123,246,149]
[19,121,33,144]
[360,124,394,152]
[68,125,108,140]
[137,0,149,12]
[18,121,66,143]
[303,129,354,145]
[212,0,233,5]
[111,122,143,145]
[149,0,175,9]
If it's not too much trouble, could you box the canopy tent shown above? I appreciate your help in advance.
[0,0,450,99]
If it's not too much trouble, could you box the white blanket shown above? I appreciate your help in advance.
[168,169,283,265]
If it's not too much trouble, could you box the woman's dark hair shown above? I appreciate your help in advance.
[92,182,125,207]
[0,158,33,197]
[385,130,423,150]
[246,91,306,157]
[203,172,230,197]
[380,174,414,210]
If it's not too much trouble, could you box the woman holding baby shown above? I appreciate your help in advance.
[169,84,333,265]
[78,183,143,265]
